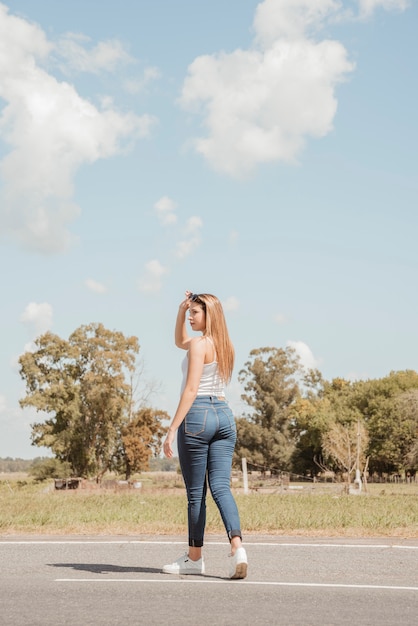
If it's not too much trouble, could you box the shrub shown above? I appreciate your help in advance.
[29,458,73,482]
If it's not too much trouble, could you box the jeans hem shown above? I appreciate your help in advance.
[228,530,242,542]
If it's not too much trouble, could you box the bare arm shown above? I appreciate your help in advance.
[163,337,206,458]
[175,291,192,349]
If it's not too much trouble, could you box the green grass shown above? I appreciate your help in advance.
[1,476,417,537]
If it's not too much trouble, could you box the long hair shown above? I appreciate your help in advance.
[194,293,235,383]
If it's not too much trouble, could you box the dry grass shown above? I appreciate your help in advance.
[1,473,417,538]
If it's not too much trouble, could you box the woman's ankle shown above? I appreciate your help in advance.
[230,536,242,555]
[188,547,202,561]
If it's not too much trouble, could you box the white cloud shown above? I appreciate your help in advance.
[85,278,107,294]
[345,370,369,382]
[179,0,354,177]
[185,216,203,233]
[0,4,157,253]
[223,296,240,312]
[287,339,320,370]
[175,216,203,259]
[253,0,340,44]
[21,341,37,355]
[20,301,53,336]
[55,33,161,92]
[0,394,6,413]
[229,230,239,245]
[55,33,133,74]
[274,313,287,324]
[124,66,161,94]
[138,259,169,293]
[154,196,178,226]
[358,0,409,18]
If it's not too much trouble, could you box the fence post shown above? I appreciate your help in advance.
[242,457,249,495]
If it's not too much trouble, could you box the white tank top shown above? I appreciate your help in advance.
[180,338,225,397]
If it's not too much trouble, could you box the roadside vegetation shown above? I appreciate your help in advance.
[1,473,417,538]
[14,326,418,487]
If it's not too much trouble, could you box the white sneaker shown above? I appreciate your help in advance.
[228,547,248,579]
[162,552,205,575]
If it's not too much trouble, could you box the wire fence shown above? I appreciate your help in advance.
[234,460,417,485]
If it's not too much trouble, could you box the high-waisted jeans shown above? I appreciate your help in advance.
[177,395,242,548]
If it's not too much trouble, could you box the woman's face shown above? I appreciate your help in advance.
[188,302,206,332]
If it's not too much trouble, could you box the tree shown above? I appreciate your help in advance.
[291,377,367,478]
[120,408,169,479]
[233,419,265,468]
[19,323,143,479]
[356,371,418,474]
[322,420,369,484]
[390,389,418,473]
[29,457,72,482]
[235,347,303,472]
[290,396,332,477]
[291,371,418,478]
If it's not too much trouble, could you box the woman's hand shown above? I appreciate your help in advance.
[163,428,176,458]
[179,290,192,312]
[175,291,193,349]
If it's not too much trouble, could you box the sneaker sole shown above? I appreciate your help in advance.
[162,569,204,575]
[230,562,247,579]
[162,566,205,575]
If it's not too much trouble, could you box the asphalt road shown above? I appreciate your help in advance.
[0,535,417,625]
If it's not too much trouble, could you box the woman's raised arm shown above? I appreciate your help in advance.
[175,291,192,349]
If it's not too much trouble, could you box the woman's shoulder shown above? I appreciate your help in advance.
[189,336,215,359]
[188,336,207,351]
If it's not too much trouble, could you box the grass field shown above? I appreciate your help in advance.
[1,473,417,538]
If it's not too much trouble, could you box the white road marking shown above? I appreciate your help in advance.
[1,539,417,550]
[54,578,418,591]
[1,539,415,591]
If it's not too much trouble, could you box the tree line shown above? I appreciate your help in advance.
[18,326,418,482]
[0,457,39,473]
[234,347,418,481]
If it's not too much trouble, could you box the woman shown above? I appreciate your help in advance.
[162,291,248,579]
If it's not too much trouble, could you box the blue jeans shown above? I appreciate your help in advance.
[177,396,242,548]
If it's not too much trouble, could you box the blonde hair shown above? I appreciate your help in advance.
[194,293,234,383]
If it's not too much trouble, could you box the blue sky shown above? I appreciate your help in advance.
[0,0,417,458]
